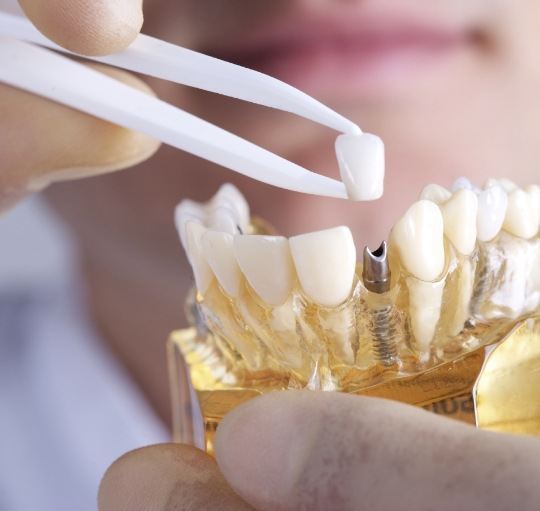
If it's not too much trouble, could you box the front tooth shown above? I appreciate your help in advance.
[391,200,445,281]
[185,221,214,294]
[211,183,250,231]
[175,200,206,250]
[201,231,242,297]
[476,184,508,242]
[335,133,385,201]
[209,206,239,234]
[503,188,539,239]
[441,189,478,255]
[289,226,356,307]
[419,184,451,204]
[234,235,295,306]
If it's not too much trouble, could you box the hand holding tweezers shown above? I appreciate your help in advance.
[0,11,383,200]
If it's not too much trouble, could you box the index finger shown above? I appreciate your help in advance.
[17,0,143,56]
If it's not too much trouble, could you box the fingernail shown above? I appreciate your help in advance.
[214,392,316,507]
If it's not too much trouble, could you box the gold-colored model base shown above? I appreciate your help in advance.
[168,317,540,454]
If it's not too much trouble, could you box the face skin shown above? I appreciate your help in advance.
[44,0,540,423]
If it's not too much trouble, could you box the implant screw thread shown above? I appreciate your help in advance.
[369,304,399,367]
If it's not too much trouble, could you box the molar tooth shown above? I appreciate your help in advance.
[185,221,214,294]
[211,183,250,231]
[485,178,518,193]
[391,200,445,281]
[499,178,518,192]
[476,184,508,242]
[451,177,474,192]
[175,200,206,250]
[234,235,295,306]
[419,184,451,204]
[441,189,478,255]
[289,226,356,307]
[202,231,242,297]
[335,133,385,201]
[503,188,539,239]
[526,184,540,234]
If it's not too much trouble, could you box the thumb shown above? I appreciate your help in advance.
[18,0,144,56]
[215,391,540,511]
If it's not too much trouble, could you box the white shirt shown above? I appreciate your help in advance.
[0,199,168,511]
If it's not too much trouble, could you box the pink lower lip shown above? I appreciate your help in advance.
[217,30,470,98]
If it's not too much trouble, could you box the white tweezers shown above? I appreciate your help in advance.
[0,11,363,199]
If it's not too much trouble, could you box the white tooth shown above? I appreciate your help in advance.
[476,184,508,242]
[335,133,385,201]
[201,230,242,297]
[503,188,539,239]
[485,178,518,193]
[451,177,474,192]
[185,221,214,294]
[211,183,250,231]
[234,235,295,306]
[526,184,540,234]
[407,277,445,360]
[209,206,239,234]
[289,226,356,307]
[441,189,478,255]
[499,178,519,192]
[175,200,206,250]
[419,184,451,204]
[391,200,445,281]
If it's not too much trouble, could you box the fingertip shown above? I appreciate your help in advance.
[18,0,144,56]
[98,443,194,511]
[215,391,321,508]
[98,443,252,511]
[0,63,160,208]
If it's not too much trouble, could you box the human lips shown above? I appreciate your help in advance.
[210,11,477,98]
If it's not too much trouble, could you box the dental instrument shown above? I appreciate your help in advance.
[0,11,385,200]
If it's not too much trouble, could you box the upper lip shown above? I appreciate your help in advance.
[210,7,475,65]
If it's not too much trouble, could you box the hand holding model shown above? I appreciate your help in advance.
[0,0,159,210]
[99,391,540,511]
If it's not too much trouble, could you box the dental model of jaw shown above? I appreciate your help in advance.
[175,178,540,391]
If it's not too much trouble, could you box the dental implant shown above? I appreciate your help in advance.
[363,242,391,294]
[362,242,399,368]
